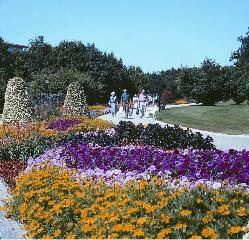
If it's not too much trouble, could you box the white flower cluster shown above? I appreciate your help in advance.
[63,82,88,116]
[2,77,33,123]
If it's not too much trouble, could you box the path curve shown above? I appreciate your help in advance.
[0,178,25,239]
[99,109,249,150]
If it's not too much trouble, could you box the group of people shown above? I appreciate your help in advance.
[108,89,149,118]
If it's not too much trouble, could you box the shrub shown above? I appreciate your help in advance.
[63,82,88,116]
[160,89,174,104]
[180,59,225,106]
[4,166,249,239]
[114,121,214,149]
[2,77,33,123]
[0,136,54,161]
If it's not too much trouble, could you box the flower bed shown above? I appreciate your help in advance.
[27,144,249,185]
[88,105,107,111]
[1,114,248,239]
[3,166,248,239]
[88,105,109,117]
[0,120,214,163]
[175,99,189,104]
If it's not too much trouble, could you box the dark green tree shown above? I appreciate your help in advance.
[180,59,224,105]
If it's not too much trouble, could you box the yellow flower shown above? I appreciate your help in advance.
[137,217,147,225]
[189,235,202,239]
[196,198,203,204]
[237,207,247,217]
[228,226,242,234]
[175,223,187,230]
[214,196,225,202]
[53,229,61,238]
[201,228,217,239]
[180,209,192,217]
[160,214,171,223]
[201,216,213,223]
[107,233,119,239]
[41,234,52,239]
[65,233,76,239]
[82,224,93,233]
[133,229,145,237]
[0,206,7,211]
[126,207,138,214]
[231,198,238,203]
[218,204,230,215]
[157,228,172,238]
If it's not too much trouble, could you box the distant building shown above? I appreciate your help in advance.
[6,43,28,53]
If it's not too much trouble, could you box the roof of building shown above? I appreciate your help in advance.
[6,43,28,49]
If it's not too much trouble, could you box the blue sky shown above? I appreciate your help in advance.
[0,0,249,72]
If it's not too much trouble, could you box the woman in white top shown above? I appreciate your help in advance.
[108,91,117,117]
[133,94,139,109]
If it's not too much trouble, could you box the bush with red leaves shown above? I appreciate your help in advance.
[160,89,175,104]
[0,160,27,187]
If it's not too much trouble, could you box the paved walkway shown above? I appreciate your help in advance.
[99,106,249,150]
[0,178,25,239]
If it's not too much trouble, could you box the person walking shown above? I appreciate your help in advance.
[120,89,130,118]
[133,94,139,109]
[139,89,148,118]
[108,91,118,117]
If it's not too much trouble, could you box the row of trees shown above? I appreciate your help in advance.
[0,36,149,110]
[1,28,249,108]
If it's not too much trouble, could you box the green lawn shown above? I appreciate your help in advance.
[156,103,249,135]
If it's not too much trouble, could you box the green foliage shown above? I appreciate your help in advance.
[0,137,54,161]
[230,28,249,67]
[30,68,103,103]
[180,59,225,105]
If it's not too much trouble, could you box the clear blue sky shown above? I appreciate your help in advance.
[0,0,249,72]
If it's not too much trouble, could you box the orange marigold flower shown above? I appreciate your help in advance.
[53,229,61,238]
[157,228,172,238]
[201,228,217,239]
[160,214,171,223]
[237,207,247,217]
[214,196,225,202]
[137,217,147,225]
[180,209,192,217]
[133,229,145,237]
[228,226,242,234]
[201,216,213,223]
[218,204,230,215]
[175,223,187,230]
[189,235,202,239]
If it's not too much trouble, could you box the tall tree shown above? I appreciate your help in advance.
[230,28,249,66]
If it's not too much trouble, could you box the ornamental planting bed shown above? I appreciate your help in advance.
[0,117,248,239]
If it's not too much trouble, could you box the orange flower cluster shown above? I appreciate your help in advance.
[175,99,189,105]
[2,166,249,239]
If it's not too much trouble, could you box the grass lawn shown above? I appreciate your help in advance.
[156,103,249,135]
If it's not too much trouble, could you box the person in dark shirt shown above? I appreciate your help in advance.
[120,89,130,118]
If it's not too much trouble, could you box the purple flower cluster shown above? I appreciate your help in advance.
[61,144,249,184]
[47,119,81,131]
[27,146,249,191]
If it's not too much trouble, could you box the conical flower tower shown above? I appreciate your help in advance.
[63,82,88,116]
[2,77,33,123]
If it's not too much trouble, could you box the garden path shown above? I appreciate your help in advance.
[99,105,249,150]
[0,178,25,239]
